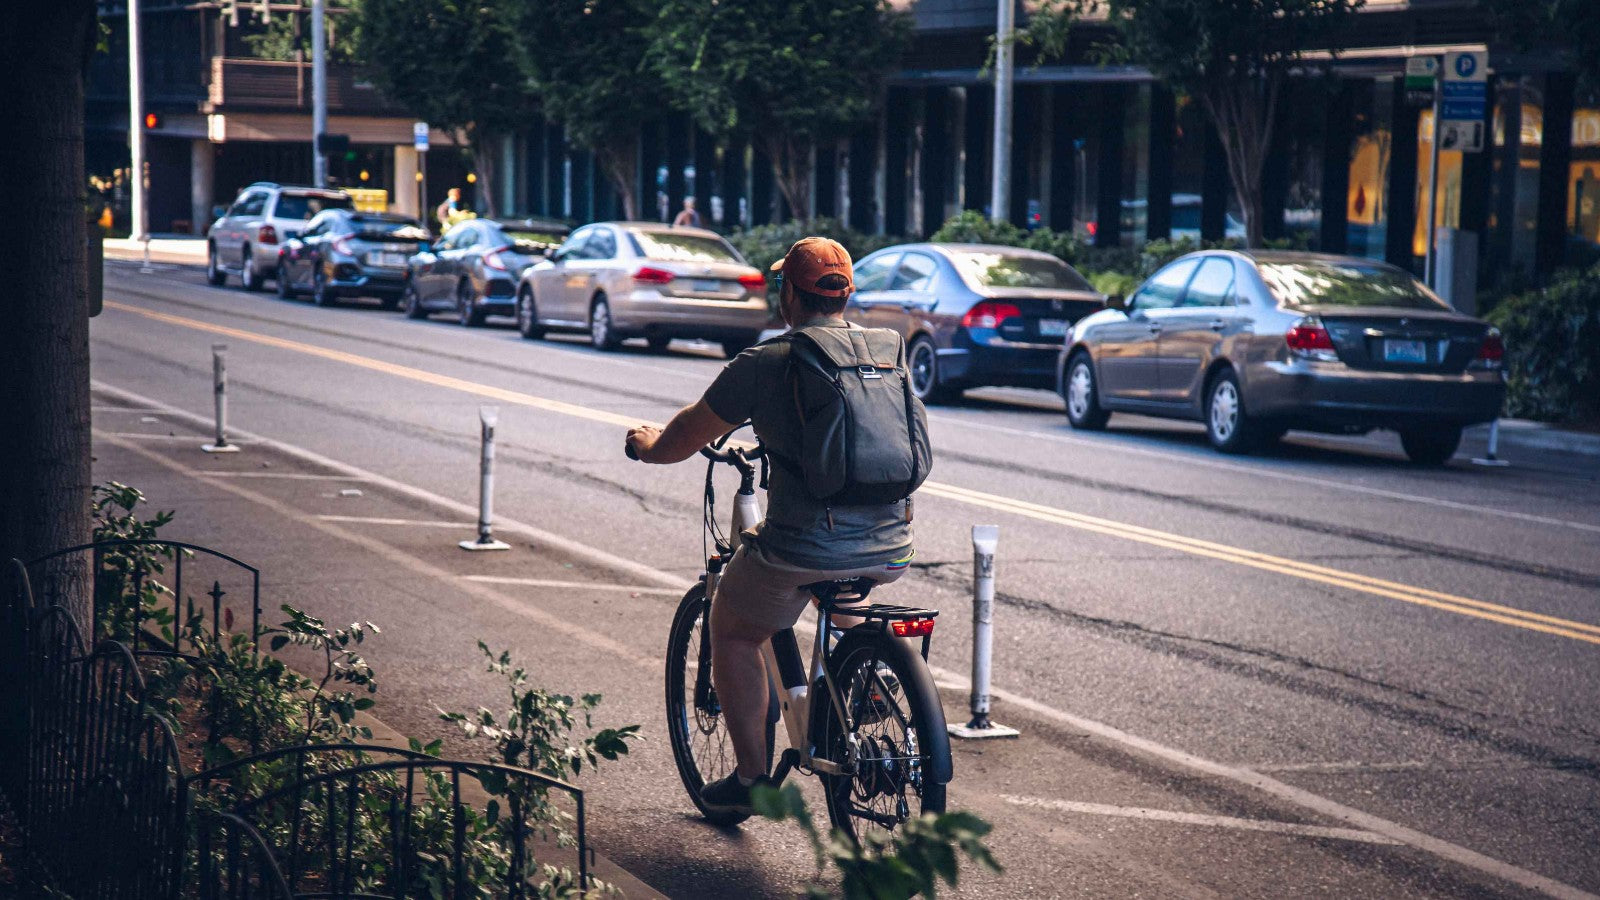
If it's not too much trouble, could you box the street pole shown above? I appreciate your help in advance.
[311,0,328,187]
[127,0,148,242]
[949,525,1018,739]
[1424,58,1443,287]
[460,406,511,552]
[990,0,1014,225]
[201,344,240,454]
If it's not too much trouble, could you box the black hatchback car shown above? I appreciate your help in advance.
[275,209,429,308]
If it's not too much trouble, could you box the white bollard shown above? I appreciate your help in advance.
[200,344,240,454]
[949,524,1018,739]
[459,405,511,551]
[139,235,155,274]
[1472,418,1510,467]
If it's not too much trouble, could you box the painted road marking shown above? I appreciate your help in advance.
[101,300,1600,647]
[461,575,684,596]
[91,382,1597,900]
[204,472,365,481]
[316,514,470,528]
[999,795,1401,845]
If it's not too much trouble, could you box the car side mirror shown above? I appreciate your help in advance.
[211,205,227,220]
[1105,294,1127,311]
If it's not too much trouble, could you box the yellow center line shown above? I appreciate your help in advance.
[103,298,1600,647]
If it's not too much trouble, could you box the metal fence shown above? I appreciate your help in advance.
[3,541,592,899]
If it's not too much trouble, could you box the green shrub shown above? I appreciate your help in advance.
[1485,264,1600,424]
[928,210,1026,247]
[1087,270,1141,301]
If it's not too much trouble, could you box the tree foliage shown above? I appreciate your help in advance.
[1479,0,1600,91]
[649,0,910,221]
[519,0,669,221]
[356,0,537,217]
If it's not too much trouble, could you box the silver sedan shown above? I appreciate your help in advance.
[1058,250,1506,464]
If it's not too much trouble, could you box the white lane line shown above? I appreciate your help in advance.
[205,472,365,481]
[999,795,1401,845]
[92,406,165,413]
[316,515,469,528]
[461,575,684,596]
[90,380,1596,900]
[98,431,219,441]
[931,415,1600,536]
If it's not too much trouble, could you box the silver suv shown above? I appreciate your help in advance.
[206,182,353,291]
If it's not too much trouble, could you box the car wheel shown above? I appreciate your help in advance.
[457,279,486,327]
[719,333,761,360]
[907,335,960,404]
[517,286,545,339]
[589,297,621,350]
[1400,426,1462,466]
[206,243,226,286]
[1063,352,1111,430]
[276,262,294,299]
[312,265,338,307]
[402,279,427,319]
[646,336,672,354]
[1204,367,1258,454]
[241,247,264,291]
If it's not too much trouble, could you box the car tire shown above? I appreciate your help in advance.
[241,247,265,292]
[276,262,295,299]
[517,286,545,339]
[646,336,672,354]
[589,297,621,350]
[402,279,427,319]
[206,243,226,286]
[1400,426,1462,466]
[312,265,338,307]
[1063,351,1111,430]
[907,335,961,404]
[1204,367,1258,454]
[457,279,486,327]
[719,333,760,360]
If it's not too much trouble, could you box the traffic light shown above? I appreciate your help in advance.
[143,112,161,130]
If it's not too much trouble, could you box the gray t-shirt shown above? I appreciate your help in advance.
[702,318,914,570]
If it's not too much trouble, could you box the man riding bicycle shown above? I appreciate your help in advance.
[626,237,920,817]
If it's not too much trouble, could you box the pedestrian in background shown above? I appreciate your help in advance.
[435,187,463,229]
[672,197,701,228]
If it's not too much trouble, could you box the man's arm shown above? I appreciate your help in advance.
[627,399,736,464]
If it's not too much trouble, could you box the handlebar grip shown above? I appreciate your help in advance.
[625,442,640,461]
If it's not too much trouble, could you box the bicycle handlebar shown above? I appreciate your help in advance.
[622,432,764,465]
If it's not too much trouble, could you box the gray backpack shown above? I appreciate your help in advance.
[777,324,932,505]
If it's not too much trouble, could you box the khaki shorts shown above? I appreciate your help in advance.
[712,540,913,633]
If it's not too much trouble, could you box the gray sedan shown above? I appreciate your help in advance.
[844,243,1105,403]
[1058,250,1506,464]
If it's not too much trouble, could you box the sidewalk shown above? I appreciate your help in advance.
[103,234,207,266]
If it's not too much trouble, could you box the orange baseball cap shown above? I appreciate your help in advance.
[770,237,854,299]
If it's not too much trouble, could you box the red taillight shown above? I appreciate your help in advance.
[634,266,676,285]
[482,244,512,271]
[737,272,766,291]
[1474,329,1504,369]
[891,618,936,638]
[1086,221,1098,238]
[962,301,1022,331]
[1285,316,1337,360]
[258,224,278,245]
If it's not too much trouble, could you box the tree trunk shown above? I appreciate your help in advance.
[759,132,813,222]
[1200,75,1281,249]
[465,127,498,219]
[595,133,640,221]
[0,0,98,635]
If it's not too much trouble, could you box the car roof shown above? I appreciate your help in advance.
[872,242,1071,264]
[1234,249,1412,273]
[603,221,727,240]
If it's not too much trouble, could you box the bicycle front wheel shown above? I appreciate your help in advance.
[664,580,773,825]
[816,628,950,845]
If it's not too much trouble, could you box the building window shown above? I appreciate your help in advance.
[1346,78,1393,260]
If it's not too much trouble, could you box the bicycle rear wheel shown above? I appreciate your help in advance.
[664,580,773,825]
[815,628,950,845]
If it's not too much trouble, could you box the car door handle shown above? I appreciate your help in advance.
[1209,319,1227,332]
[1147,322,1162,333]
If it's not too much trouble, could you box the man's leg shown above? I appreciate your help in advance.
[709,598,776,780]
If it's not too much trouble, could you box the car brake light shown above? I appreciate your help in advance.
[737,272,766,291]
[1472,328,1504,370]
[481,245,512,271]
[1285,316,1338,361]
[890,618,936,637]
[258,224,278,245]
[962,301,1022,330]
[634,266,676,285]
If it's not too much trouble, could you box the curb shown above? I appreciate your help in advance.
[1468,419,1600,459]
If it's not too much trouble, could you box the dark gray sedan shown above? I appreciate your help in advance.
[275,209,427,308]
[401,219,565,327]
[844,243,1105,402]
[1058,250,1506,464]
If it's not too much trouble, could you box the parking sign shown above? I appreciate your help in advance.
[1440,51,1487,152]
[413,122,429,152]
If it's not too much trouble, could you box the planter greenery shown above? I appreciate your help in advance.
[1486,264,1600,425]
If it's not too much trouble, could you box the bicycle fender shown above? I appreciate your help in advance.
[833,629,953,785]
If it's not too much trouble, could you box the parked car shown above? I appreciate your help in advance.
[275,209,428,308]
[1058,250,1506,464]
[401,218,563,326]
[842,243,1105,403]
[515,222,768,357]
[207,182,352,291]
[1121,193,1247,243]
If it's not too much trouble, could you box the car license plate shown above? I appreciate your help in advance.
[1038,318,1070,337]
[367,252,408,268]
[1383,339,1427,363]
[691,279,721,294]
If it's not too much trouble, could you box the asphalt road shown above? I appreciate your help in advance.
[90,257,1600,898]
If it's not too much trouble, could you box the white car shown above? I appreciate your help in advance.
[206,182,352,291]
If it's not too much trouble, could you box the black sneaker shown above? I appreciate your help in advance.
[700,773,761,817]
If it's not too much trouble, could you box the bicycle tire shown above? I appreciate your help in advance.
[664,580,773,826]
[815,627,950,845]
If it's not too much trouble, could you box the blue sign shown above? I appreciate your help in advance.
[1442,99,1486,120]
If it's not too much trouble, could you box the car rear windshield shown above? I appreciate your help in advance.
[504,230,565,253]
[276,193,353,220]
[952,252,1091,291]
[1257,261,1449,310]
[630,231,742,264]
[350,216,423,237]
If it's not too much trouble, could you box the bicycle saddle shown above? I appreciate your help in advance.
[805,577,877,606]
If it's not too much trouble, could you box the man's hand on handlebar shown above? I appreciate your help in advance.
[625,425,661,462]
[624,400,736,465]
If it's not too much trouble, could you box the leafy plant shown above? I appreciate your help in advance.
[90,481,179,645]
[753,782,1000,899]
[268,605,380,744]
[1486,264,1600,424]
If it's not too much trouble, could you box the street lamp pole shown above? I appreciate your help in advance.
[312,0,328,187]
[128,0,147,241]
[990,0,1014,225]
